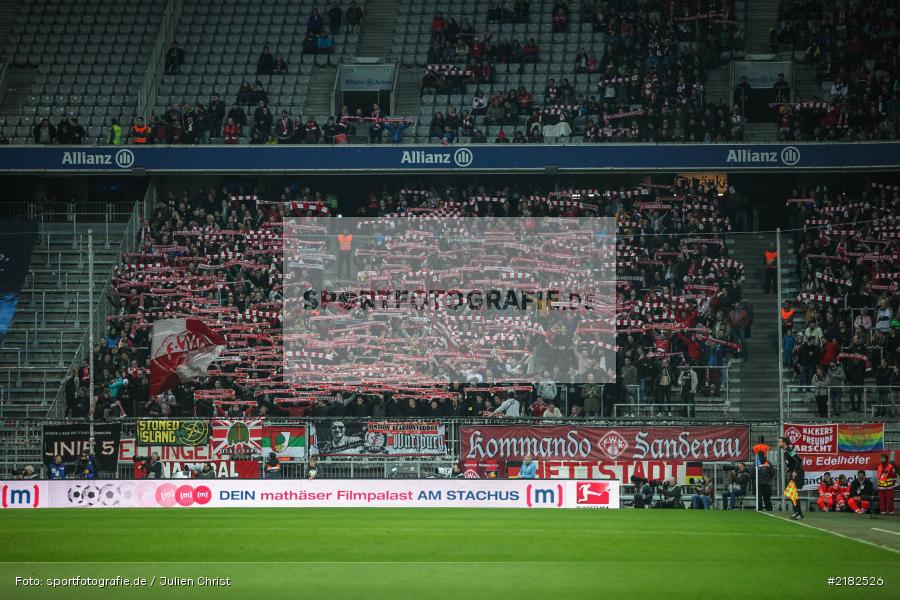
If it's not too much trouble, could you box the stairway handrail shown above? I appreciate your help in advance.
[45,182,157,418]
[137,0,183,121]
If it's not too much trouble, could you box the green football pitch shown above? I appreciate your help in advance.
[1,508,897,599]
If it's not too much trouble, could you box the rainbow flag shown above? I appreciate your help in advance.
[837,423,884,452]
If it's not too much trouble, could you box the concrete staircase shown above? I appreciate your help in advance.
[0,65,34,117]
[0,0,21,66]
[705,63,732,107]
[356,0,401,58]
[745,0,780,54]
[305,65,338,119]
[793,62,824,101]
[0,223,126,418]
[394,67,422,120]
[727,233,799,419]
[744,122,778,141]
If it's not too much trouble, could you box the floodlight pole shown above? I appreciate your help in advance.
[88,229,95,450]
[776,228,786,512]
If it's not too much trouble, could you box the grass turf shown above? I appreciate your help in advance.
[1,508,897,599]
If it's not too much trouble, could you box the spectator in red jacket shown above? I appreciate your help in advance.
[223,118,240,144]
[431,12,447,40]
[820,336,840,366]
[817,472,835,512]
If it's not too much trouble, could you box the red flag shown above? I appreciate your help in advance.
[150,318,226,396]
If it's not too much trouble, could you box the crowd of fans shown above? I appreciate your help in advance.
[785,182,900,417]
[59,176,747,422]
[772,0,900,141]
[421,0,745,143]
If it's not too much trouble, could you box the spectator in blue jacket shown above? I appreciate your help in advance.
[108,376,127,400]
[384,120,413,144]
[76,451,97,479]
[783,329,795,368]
[519,454,537,479]
[49,455,66,479]
[317,31,334,53]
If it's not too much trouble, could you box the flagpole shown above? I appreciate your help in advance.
[88,229,95,451]
[776,228,786,512]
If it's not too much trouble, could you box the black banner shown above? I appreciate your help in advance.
[42,423,121,471]
[312,420,448,457]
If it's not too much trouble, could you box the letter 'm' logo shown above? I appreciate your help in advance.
[115,149,135,169]
[453,147,473,168]
[780,146,800,166]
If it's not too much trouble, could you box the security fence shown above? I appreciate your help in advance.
[4,417,898,514]
[0,416,786,480]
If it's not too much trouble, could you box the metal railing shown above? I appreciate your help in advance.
[44,186,155,418]
[784,384,898,420]
[0,57,10,109]
[137,0,183,120]
[614,365,732,418]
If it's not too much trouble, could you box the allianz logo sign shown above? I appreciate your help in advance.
[61,149,135,169]
[726,146,800,166]
[400,147,474,168]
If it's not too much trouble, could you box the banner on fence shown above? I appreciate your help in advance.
[798,452,883,491]
[211,419,263,457]
[261,426,307,461]
[10,479,619,509]
[782,423,884,454]
[117,438,259,479]
[136,419,210,446]
[42,423,121,471]
[459,425,750,463]
[312,421,448,457]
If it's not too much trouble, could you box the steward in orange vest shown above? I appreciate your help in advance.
[131,117,151,144]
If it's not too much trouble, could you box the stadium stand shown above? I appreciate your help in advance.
[787,182,900,417]
[771,0,900,141]
[152,0,367,143]
[3,0,166,144]
[64,177,750,422]
[409,0,746,143]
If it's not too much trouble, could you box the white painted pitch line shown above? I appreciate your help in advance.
[758,511,900,556]
[872,527,900,537]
